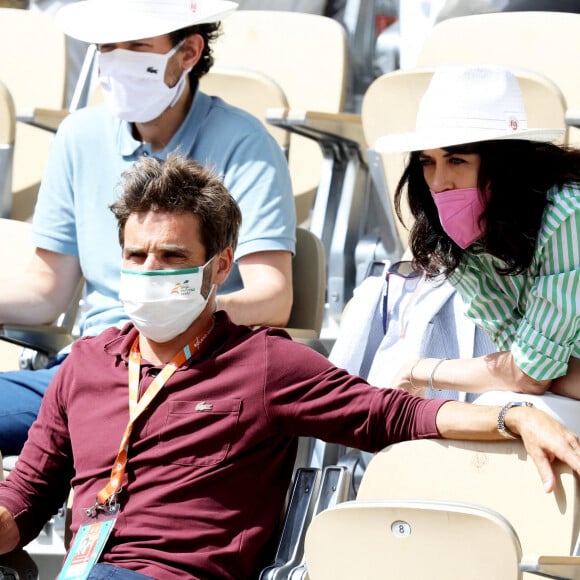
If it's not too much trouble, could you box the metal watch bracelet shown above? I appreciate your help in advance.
[497,401,534,439]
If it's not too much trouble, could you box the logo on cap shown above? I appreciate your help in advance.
[508,116,519,132]
[188,1,198,13]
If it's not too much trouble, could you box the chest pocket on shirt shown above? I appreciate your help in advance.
[161,399,241,467]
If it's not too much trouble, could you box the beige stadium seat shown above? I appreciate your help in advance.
[361,66,568,254]
[199,65,289,153]
[286,227,326,341]
[0,7,67,221]
[305,499,525,580]
[355,439,580,580]
[415,11,580,145]
[212,10,349,225]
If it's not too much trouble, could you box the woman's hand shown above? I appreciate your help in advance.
[391,359,428,397]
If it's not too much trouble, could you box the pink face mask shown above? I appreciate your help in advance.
[430,187,491,249]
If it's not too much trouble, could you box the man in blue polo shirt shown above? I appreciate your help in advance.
[0,0,296,454]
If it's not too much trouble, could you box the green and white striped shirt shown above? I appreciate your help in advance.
[449,183,580,380]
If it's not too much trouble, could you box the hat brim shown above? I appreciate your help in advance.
[374,127,565,153]
[55,1,238,44]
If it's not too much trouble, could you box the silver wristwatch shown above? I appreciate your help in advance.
[497,401,534,439]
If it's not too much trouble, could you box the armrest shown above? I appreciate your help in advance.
[520,555,580,579]
[16,107,69,133]
[0,324,74,356]
[259,468,322,580]
[266,108,365,151]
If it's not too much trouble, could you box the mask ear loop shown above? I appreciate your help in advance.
[166,39,193,107]
[200,255,217,301]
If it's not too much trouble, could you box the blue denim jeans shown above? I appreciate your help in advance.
[0,354,66,454]
[87,564,154,579]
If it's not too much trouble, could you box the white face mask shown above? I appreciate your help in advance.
[119,258,215,343]
[97,41,190,123]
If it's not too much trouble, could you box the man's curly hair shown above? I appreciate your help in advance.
[170,22,222,80]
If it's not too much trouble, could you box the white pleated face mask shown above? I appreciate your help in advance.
[97,40,190,123]
[119,258,215,343]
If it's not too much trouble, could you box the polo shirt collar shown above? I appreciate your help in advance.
[104,311,233,363]
[104,323,140,362]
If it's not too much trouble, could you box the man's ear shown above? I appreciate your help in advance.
[180,33,204,70]
[214,247,234,286]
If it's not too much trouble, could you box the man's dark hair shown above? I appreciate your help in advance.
[110,153,242,260]
[170,22,222,80]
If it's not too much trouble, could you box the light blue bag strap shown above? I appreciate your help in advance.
[328,276,384,375]
[452,292,476,403]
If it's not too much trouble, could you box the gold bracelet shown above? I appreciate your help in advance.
[428,358,448,391]
[409,359,421,388]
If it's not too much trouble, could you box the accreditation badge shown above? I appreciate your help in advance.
[57,509,118,580]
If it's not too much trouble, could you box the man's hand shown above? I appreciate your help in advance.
[0,507,19,554]
[506,404,580,493]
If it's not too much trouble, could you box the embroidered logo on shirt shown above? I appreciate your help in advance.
[195,402,213,412]
[146,66,158,74]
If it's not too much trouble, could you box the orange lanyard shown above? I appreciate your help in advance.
[91,320,214,513]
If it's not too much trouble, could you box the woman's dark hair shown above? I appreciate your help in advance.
[395,140,580,278]
[170,22,222,80]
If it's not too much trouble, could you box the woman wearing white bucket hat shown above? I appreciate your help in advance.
[376,65,580,428]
